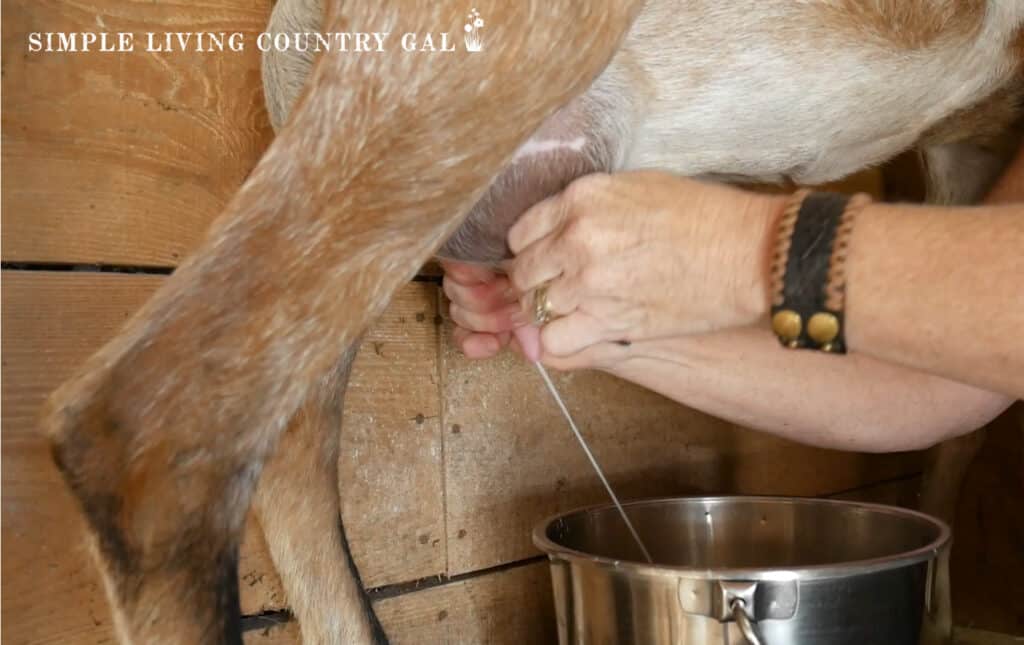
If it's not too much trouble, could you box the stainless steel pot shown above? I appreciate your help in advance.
[533,496,950,645]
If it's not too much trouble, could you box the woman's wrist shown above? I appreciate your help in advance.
[660,177,786,333]
[738,190,789,325]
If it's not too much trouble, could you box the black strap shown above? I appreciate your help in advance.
[772,192,849,352]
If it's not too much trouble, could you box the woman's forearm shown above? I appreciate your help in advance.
[840,144,1024,397]
[844,201,1023,397]
[607,326,1011,452]
[602,153,1021,451]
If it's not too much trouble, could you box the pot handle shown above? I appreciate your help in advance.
[730,597,763,645]
[678,578,796,645]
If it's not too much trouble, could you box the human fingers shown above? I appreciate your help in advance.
[442,273,514,314]
[449,301,525,334]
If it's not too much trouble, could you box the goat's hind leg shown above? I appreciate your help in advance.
[253,342,386,644]
[47,354,260,645]
[258,5,384,642]
[42,2,642,642]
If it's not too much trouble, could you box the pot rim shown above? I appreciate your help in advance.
[531,495,951,581]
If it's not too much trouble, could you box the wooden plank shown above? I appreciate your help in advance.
[1,0,273,266]
[1,272,444,641]
[1,272,161,644]
[439,315,922,575]
[243,620,302,645]
[242,561,555,645]
[339,281,446,588]
[374,563,555,645]
[243,281,447,596]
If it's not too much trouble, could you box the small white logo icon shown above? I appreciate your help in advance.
[464,8,484,52]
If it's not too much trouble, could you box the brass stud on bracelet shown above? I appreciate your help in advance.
[771,310,802,347]
[807,312,840,350]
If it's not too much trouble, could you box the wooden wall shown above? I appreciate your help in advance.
[2,1,1020,643]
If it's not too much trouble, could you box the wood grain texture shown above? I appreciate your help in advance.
[374,563,555,645]
[241,562,555,645]
[1,272,160,644]
[1,0,273,266]
[339,281,447,588]
[243,620,302,645]
[439,314,922,575]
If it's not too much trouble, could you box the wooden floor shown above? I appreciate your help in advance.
[2,0,1022,643]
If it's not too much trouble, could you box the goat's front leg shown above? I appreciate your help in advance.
[41,2,642,642]
[252,343,386,644]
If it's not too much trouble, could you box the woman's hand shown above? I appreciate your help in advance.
[440,260,542,360]
[508,171,784,360]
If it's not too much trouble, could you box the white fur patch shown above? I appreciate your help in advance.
[511,136,587,162]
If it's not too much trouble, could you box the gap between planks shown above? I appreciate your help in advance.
[0,261,442,283]
[434,284,452,578]
[239,554,547,633]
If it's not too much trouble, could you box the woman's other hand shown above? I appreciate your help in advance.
[440,260,542,360]
[508,171,784,361]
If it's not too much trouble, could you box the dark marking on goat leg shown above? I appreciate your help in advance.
[339,515,390,644]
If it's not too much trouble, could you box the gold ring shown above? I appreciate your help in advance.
[533,284,554,325]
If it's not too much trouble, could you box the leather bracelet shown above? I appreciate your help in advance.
[768,190,871,353]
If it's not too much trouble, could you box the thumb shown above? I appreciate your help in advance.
[512,325,542,362]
